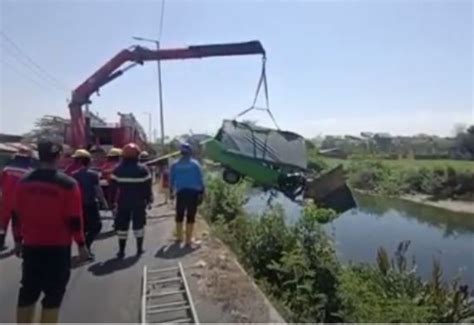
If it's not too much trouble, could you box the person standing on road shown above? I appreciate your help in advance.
[102,148,122,208]
[71,149,109,259]
[159,161,171,205]
[64,148,88,176]
[0,146,35,250]
[170,143,205,246]
[12,140,88,323]
[110,143,153,258]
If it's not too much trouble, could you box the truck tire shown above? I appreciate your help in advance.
[223,168,241,185]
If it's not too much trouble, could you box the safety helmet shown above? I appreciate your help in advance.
[72,149,91,158]
[107,148,123,157]
[180,142,192,154]
[139,151,149,160]
[122,143,141,159]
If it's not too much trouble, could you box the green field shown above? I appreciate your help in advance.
[322,157,474,171]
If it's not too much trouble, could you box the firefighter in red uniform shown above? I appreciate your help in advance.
[63,150,83,176]
[12,141,88,323]
[0,146,35,250]
[110,143,153,258]
[101,148,122,207]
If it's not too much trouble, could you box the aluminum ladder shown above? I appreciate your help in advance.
[141,263,199,324]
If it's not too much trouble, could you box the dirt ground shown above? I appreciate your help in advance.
[401,194,474,214]
[181,218,285,323]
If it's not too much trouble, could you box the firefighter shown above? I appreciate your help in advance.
[12,140,88,323]
[89,145,106,171]
[64,150,83,176]
[170,143,205,246]
[71,149,109,258]
[139,150,149,163]
[102,148,122,208]
[0,146,34,250]
[110,143,153,258]
[139,150,153,179]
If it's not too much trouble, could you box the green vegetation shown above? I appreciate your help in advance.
[201,177,474,323]
[345,159,474,200]
[307,152,474,201]
[323,156,474,172]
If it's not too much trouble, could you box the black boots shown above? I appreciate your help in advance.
[0,234,6,251]
[117,239,126,259]
[136,238,144,256]
[117,238,145,258]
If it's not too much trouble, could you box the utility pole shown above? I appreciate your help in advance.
[133,36,165,151]
[143,112,152,143]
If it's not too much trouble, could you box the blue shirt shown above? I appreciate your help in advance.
[72,167,100,205]
[170,158,204,193]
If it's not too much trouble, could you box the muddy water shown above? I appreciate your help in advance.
[244,191,474,287]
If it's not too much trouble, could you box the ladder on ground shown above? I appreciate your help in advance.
[141,262,199,324]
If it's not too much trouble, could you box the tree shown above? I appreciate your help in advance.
[459,125,474,156]
[23,115,68,143]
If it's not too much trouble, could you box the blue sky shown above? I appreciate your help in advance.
[0,0,472,138]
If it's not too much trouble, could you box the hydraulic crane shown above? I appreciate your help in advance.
[68,41,266,148]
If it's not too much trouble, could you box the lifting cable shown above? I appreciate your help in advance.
[234,57,280,130]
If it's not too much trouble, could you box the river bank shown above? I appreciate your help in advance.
[400,194,474,214]
[201,177,474,323]
[354,189,474,215]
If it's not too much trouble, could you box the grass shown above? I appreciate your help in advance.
[322,157,474,172]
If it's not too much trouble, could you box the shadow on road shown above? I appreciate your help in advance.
[96,230,116,241]
[155,243,199,259]
[0,248,14,259]
[147,213,175,219]
[87,255,140,276]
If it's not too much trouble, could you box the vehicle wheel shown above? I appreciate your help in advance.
[278,173,306,200]
[223,168,241,184]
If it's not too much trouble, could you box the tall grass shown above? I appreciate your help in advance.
[201,177,474,323]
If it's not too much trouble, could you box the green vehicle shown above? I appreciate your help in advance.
[204,120,356,212]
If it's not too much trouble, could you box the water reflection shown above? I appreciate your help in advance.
[245,191,474,287]
[355,194,474,238]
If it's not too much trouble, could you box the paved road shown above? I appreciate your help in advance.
[0,206,178,323]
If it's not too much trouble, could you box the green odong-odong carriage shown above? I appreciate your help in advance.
[204,120,356,213]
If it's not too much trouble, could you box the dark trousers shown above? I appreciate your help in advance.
[83,203,102,249]
[18,246,71,308]
[176,189,200,224]
[115,205,146,239]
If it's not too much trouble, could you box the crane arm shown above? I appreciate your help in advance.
[68,40,265,148]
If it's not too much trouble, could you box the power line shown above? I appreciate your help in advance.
[0,43,65,93]
[1,31,70,91]
[158,0,166,41]
[0,56,61,93]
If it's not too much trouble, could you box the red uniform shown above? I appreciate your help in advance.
[100,160,119,206]
[13,168,85,311]
[0,156,34,233]
[101,160,118,184]
[64,161,81,176]
[12,168,84,247]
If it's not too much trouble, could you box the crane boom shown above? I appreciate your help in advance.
[68,40,265,148]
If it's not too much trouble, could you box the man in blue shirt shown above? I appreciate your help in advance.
[170,143,205,246]
[72,149,108,259]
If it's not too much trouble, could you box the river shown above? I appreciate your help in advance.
[245,191,474,287]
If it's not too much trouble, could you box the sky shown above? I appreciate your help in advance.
[0,0,472,139]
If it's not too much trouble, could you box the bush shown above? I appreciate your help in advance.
[346,160,474,200]
[201,175,248,223]
[201,176,474,323]
[302,200,337,223]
